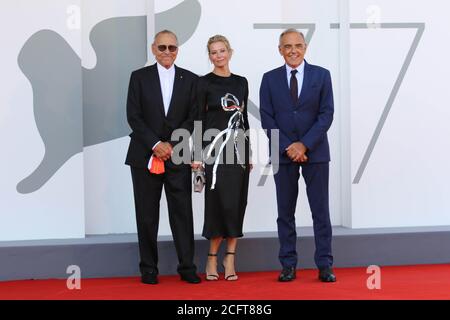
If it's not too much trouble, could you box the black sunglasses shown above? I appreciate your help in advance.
[157,44,178,52]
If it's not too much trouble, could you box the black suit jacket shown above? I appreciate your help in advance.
[125,63,198,168]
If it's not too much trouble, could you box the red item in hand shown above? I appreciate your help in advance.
[149,156,165,174]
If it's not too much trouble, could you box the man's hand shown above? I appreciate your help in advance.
[286,142,308,163]
[153,142,173,161]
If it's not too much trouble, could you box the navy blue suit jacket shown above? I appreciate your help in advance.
[259,61,334,164]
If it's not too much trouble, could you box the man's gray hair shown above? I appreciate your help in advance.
[153,29,178,45]
[279,28,306,46]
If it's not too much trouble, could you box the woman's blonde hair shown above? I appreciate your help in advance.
[207,35,233,54]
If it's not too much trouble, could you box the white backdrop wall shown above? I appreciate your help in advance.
[1,0,449,241]
[81,0,149,235]
[348,0,450,227]
[0,0,85,241]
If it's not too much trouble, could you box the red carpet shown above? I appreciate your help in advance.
[1,264,449,300]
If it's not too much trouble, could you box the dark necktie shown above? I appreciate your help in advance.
[290,69,298,105]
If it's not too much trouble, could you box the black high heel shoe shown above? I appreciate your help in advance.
[222,252,238,281]
[205,253,220,281]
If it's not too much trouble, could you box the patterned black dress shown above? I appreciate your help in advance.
[195,73,251,239]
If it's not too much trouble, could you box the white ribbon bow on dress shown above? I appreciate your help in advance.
[205,93,247,190]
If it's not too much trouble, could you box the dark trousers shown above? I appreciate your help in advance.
[273,162,333,269]
[130,162,196,276]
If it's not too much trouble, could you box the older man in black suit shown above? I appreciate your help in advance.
[125,30,200,284]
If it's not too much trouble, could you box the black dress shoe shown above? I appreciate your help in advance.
[318,267,336,282]
[141,272,158,285]
[278,267,296,282]
[180,272,202,284]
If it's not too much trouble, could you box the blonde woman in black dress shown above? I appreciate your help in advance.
[192,35,251,281]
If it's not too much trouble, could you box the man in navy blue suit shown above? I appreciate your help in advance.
[259,29,336,282]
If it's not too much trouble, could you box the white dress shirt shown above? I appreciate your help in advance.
[152,63,176,151]
[286,60,305,99]
[157,62,175,115]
